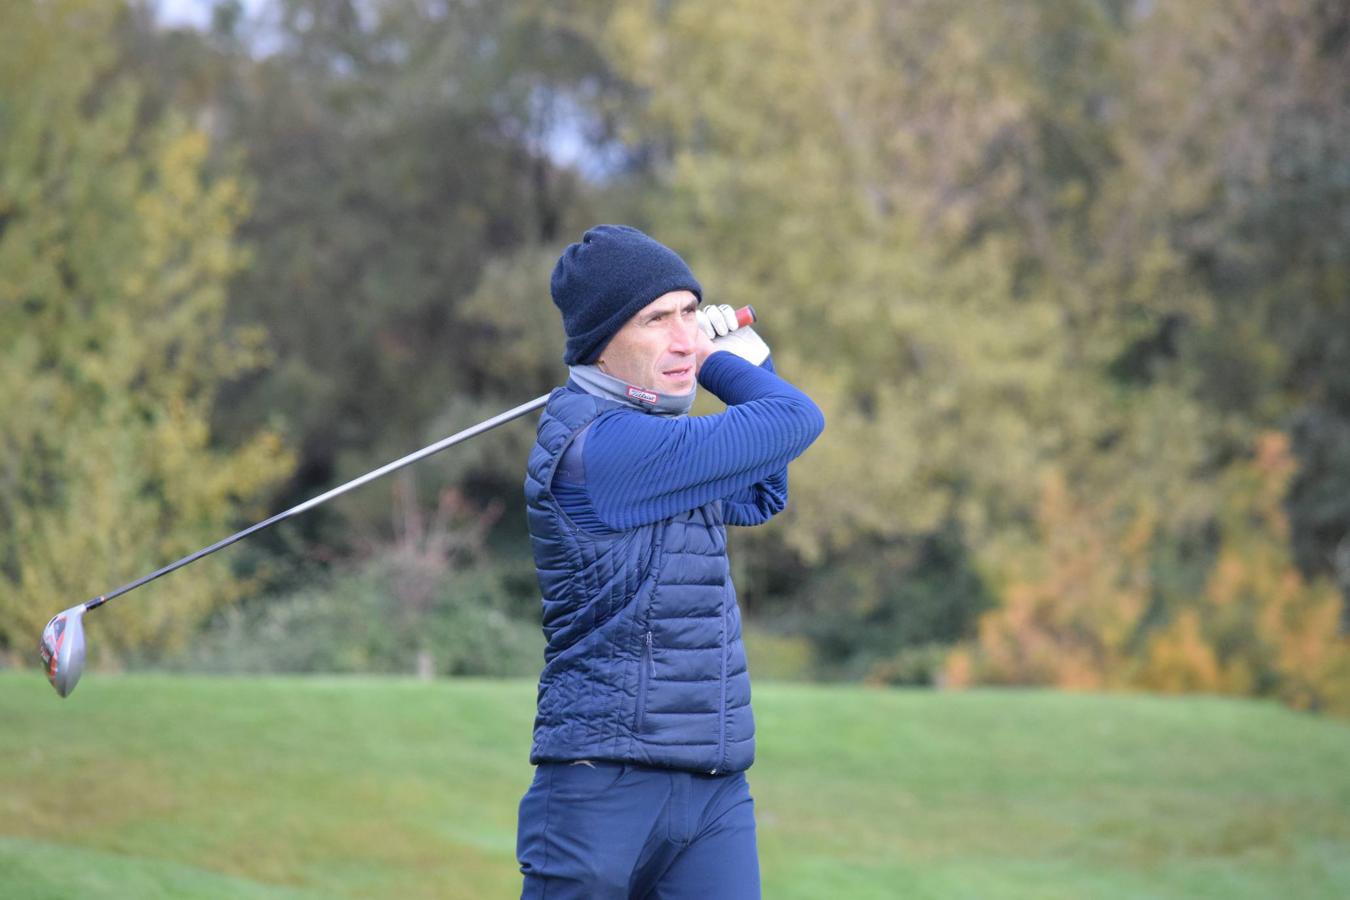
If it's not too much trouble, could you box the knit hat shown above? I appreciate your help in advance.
[551,225,703,365]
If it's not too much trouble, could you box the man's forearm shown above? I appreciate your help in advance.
[581,355,823,530]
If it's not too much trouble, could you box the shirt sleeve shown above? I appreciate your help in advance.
[581,351,824,531]
[717,356,790,526]
[720,467,788,526]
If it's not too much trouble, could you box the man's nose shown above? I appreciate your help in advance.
[668,319,696,353]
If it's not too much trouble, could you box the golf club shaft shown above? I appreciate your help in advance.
[84,393,551,613]
[78,304,761,615]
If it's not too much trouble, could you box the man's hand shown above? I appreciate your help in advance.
[694,326,717,372]
[697,303,770,367]
[697,304,739,339]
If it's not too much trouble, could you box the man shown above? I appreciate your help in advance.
[516,225,824,899]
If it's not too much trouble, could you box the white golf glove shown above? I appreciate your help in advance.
[697,303,770,366]
[697,304,739,338]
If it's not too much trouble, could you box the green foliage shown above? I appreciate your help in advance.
[0,0,291,663]
[592,0,1225,559]
[4,0,1343,711]
[779,525,994,685]
[175,556,543,678]
[191,0,609,544]
[583,0,1348,709]
[167,474,542,677]
[740,626,815,681]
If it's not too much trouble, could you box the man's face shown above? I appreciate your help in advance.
[597,290,705,395]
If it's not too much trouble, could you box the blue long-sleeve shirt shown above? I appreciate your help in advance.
[552,351,825,532]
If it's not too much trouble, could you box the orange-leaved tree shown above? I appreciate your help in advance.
[1137,433,1350,714]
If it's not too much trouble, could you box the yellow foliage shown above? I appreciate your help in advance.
[941,647,974,690]
[591,0,1222,572]
[944,471,1154,690]
[1136,610,1225,694]
[1135,431,1350,713]
[0,0,292,663]
[949,430,1350,715]
[583,0,1348,715]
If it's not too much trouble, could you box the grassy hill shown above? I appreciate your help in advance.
[1,673,1347,898]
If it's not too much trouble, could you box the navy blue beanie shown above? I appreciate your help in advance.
[551,225,703,365]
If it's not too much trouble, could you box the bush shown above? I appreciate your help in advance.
[742,626,815,681]
[783,524,993,680]
[863,643,954,687]
[168,556,543,678]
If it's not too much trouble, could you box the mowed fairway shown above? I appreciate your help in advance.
[1,673,1348,899]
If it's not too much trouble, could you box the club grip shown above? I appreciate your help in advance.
[735,305,757,328]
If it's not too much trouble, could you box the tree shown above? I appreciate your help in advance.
[944,470,1156,690]
[0,0,291,664]
[1137,433,1350,714]
[186,0,613,544]
[586,0,1232,672]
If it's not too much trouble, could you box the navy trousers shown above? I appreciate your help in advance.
[516,761,760,899]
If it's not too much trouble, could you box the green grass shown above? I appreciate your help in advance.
[1,673,1348,898]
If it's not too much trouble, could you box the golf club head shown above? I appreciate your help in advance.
[39,605,87,698]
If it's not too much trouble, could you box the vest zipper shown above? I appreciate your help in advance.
[634,631,653,733]
[714,591,728,774]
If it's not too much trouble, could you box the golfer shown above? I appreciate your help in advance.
[515,225,824,898]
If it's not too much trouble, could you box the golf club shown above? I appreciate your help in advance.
[39,305,758,697]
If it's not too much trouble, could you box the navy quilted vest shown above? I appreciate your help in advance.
[524,387,754,774]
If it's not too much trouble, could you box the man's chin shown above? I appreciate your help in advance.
[657,371,695,394]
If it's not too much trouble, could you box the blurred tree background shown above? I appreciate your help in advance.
[2,0,1347,713]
